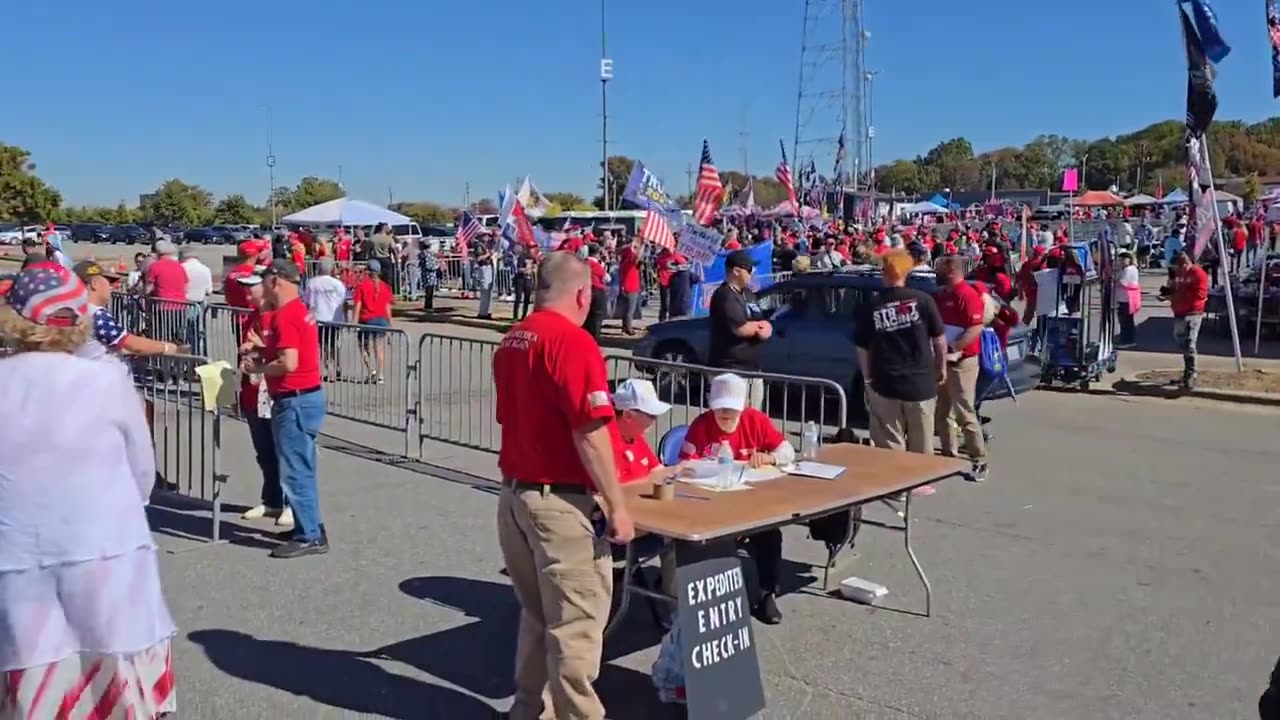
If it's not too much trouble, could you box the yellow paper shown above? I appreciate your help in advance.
[194,361,237,410]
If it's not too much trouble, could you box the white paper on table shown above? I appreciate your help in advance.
[678,477,754,492]
[783,461,846,480]
[740,466,786,483]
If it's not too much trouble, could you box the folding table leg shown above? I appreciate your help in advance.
[604,542,638,640]
[903,490,933,617]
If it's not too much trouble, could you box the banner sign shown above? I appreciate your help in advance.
[622,161,678,213]
[677,554,766,719]
[676,222,723,265]
[691,242,776,317]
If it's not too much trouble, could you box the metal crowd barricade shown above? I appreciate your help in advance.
[109,291,209,355]
[414,332,503,453]
[202,302,251,365]
[131,353,226,543]
[316,321,415,454]
[603,355,849,451]
[931,255,978,275]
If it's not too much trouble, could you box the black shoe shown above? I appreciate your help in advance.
[753,592,782,625]
[270,537,329,559]
[969,462,988,483]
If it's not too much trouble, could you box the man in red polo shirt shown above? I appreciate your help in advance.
[493,252,634,720]
[616,235,644,335]
[1161,249,1209,390]
[334,228,353,263]
[584,244,608,339]
[932,256,988,480]
[246,259,327,559]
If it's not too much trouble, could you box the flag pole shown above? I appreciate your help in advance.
[1198,141,1245,370]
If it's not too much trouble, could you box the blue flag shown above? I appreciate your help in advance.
[1184,0,1231,64]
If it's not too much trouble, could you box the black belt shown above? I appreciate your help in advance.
[271,386,322,401]
[504,479,591,495]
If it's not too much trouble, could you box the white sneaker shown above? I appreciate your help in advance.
[242,504,273,520]
[275,507,295,528]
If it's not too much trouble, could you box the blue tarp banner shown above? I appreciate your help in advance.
[691,242,776,317]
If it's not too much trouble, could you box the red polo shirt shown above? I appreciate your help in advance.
[618,245,642,294]
[223,262,258,309]
[238,307,275,414]
[494,309,614,487]
[587,257,607,290]
[678,408,784,461]
[1171,265,1209,316]
[265,298,322,395]
[934,280,985,358]
[610,423,661,484]
[336,238,353,262]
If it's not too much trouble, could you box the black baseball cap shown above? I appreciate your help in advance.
[725,249,755,272]
[262,258,302,283]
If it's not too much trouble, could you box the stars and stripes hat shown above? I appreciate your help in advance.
[6,261,91,327]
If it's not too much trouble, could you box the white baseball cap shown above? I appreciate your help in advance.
[613,379,671,417]
[708,373,748,412]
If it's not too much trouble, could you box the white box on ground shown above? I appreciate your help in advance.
[839,576,889,605]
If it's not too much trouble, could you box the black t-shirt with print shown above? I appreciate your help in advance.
[709,283,764,371]
[854,286,945,402]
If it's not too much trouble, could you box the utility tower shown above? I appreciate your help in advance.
[793,0,866,188]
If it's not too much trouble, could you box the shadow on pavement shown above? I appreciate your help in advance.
[1136,316,1280,361]
[388,576,683,719]
[187,629,494,719]
[317,433,500,498]
[146,492,278,551]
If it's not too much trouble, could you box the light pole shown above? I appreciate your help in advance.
[266,108,276,226]
[600,0,613,212]
[864,70,879,192]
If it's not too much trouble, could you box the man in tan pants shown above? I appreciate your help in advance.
[492,252,636,720]
[932,256,989,481]
[855,249,949,492]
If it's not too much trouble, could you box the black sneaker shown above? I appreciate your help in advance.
[753,592,782,625]
[270,537,329,559]
[969,462,988,483]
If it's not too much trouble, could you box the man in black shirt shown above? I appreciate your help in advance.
[708,249,771,407]
[855,249,948,460]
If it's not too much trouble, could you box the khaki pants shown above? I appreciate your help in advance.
[497,484,613,720]
[934,355,986,462]
[866,385,935,454]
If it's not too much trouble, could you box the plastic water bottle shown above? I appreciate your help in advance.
[716,441,735,488]
[802,422,819,461]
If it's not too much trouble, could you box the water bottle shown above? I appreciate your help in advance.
[716,441,735,488]
[802,421,819,461]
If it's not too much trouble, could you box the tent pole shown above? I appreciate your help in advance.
[1198,141,1244,371]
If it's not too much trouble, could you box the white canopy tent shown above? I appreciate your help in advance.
[281,197,412,226]
[901,201,949,215]
[1124,193,1159,206]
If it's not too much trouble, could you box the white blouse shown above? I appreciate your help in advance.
[0,352,175,670]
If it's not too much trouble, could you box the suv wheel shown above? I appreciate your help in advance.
[652,341,698,402]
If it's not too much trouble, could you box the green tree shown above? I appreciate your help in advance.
[213,194,257,224]
[921,137,980,191]
[1243,172,1262,205]
[287,176,344,212]
[544,192,592,211]
[141,179,214,226]
[391,201,454,225]
[108,201,136,224]
[874,159,928,195]
[593,155,636,209]
[0,144,62,223]
[470,198,498,215]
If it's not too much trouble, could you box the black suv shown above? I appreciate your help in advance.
[109,224,150,244]
[71,223,113,243]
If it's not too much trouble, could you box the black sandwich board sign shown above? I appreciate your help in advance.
[676,554,766,719]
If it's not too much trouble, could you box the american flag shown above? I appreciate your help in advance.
[455,211,482,254]
[692,140,724,225]
[639,209,676,250]
[776,139,797,213]
[7,262,89,326]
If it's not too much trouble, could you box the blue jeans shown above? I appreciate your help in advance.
[272,390,326,541]
[247,415,282,508]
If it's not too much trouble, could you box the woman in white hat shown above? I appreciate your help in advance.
[609,378,679,485]
[678,373,795,624]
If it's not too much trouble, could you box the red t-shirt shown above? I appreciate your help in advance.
[1232,226,1248,252]
[558,237,584,255]
[678,408,785,462]
[618,246,642,294]
[610,423,661,484]
[934,281,985,357]
[223,262,258,309]
[588,257,606,290]
[723,239,742,251]
[146,257,188,308]
[264,298,322,395]
[494,309,614,487]
[354,278,393,322]
[238,308,275,413]
[336,238,353,262]
[1171,265,1209,316]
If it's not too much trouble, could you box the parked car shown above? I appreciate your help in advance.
[184,227,223,245]
[631,267,1040,421]
[0,225,45,244]
[70,223,113,243]
[109,224,150,244]
[209,225,252,243]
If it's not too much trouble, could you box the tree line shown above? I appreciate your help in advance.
[873,118,1280,203]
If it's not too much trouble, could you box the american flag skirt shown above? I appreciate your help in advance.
[2,641,175,720]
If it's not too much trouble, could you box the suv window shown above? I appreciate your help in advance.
[822,286,865,318]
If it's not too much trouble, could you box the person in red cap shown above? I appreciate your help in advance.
[974,246,1015,303]
[334,228,353,263]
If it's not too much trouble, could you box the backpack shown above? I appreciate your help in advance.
[977,327,1006,377]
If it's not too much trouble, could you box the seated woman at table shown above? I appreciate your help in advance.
[679,373,796,625]
[611,379,677,485]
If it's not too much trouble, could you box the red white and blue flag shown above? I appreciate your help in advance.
[455,211,482,254]
[639,209,676,250]
[776,139,798,213]
[692,140,724,225]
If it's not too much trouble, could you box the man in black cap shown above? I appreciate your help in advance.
[708,249,771,408]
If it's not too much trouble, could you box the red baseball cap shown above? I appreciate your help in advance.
[238,239,268,257]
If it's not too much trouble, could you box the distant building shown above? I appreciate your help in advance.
[138,193,157,208]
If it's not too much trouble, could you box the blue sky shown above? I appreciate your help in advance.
[8,0,1279,207]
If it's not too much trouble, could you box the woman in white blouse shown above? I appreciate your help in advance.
[0,262,176,718]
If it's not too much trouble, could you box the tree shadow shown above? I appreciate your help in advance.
[386,576,683,720]
[187,629,495,719]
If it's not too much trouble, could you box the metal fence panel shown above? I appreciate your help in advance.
[415,332,503,453]
[109,292,209,354]
[130,353,225,543]
[315,322,415,450]
[202,303,251,365]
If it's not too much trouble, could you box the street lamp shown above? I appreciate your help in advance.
[266,107,277,226]
[600,0,612,212]
[864,70,880,192]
